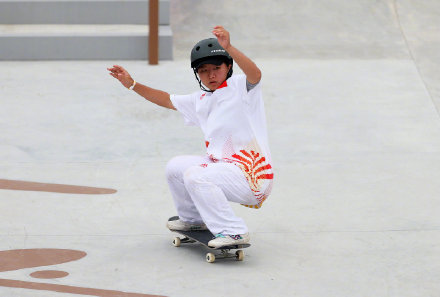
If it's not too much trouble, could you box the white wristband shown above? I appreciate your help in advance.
[129,80,136,90]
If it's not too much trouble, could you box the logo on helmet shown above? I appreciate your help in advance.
[211,49,226,53]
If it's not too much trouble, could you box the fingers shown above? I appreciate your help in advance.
[108,69,121,81]
[107,65,125,75]
[212,26,226,37]
[107,65,129,81]
[212,26,230,49]
[212,26,229,40]
[107,65,134,89]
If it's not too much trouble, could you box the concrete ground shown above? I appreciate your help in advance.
[1,1,440,296]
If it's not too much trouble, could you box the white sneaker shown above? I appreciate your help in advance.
[167,218,207,231]
[208,233,250,248]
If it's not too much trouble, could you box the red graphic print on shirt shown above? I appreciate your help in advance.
[231,150,273,191]
[226,149,274,209]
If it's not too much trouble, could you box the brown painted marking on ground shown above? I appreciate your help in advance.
[0,179,117,194]
[0,279,166,297]
[0,249,87,272]
[30,270,69,279]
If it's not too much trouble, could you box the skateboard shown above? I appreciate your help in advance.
[168,216,250,263]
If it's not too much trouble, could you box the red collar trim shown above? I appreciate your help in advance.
[217,80,228,90]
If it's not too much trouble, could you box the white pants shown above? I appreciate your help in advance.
[165,155,258,235]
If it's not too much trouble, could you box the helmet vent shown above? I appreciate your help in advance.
[196,46,200,51]
[208,43,213,47]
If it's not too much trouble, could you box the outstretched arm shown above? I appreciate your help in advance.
[212,26,262,85]
[107,65,175,110]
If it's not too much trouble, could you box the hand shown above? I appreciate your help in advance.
[212,26,231,50]
[107,65,134,89]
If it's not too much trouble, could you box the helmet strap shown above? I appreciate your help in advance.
[192,62,233,92]
[193,69,214,93]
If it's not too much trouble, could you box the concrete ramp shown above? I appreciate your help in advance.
[172,0,409,59]
[395,0,440,112]
[171,0,440,108]
[0,1,439,296]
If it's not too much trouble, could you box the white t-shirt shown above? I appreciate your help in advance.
[170,74,273,208]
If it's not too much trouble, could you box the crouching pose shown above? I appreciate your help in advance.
[108,26,274,248]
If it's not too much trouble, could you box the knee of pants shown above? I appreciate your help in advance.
[183,166,210,189]
[165,156,186,182]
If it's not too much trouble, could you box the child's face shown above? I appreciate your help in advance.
[197,63,231,91]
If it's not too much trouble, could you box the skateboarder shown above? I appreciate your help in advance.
[108,26,274,248]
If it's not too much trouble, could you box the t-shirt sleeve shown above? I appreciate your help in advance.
[170,93,199,126]
[235,74,262,107]
[246,79,259,92]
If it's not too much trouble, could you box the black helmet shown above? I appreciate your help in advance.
[190,38,233,91]
[191,38,232,69]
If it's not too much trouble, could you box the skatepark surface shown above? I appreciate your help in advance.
[1,0,440,296]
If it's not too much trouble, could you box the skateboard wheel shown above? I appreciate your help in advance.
[206,253,216,263]
[172,237,181,247]
[235,250,244,261]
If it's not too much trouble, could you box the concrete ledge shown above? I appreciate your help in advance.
[0,24,150,36]
[0,0,170,25]
[0,25,172,60]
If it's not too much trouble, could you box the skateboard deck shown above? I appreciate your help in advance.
[168,216,250,263]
